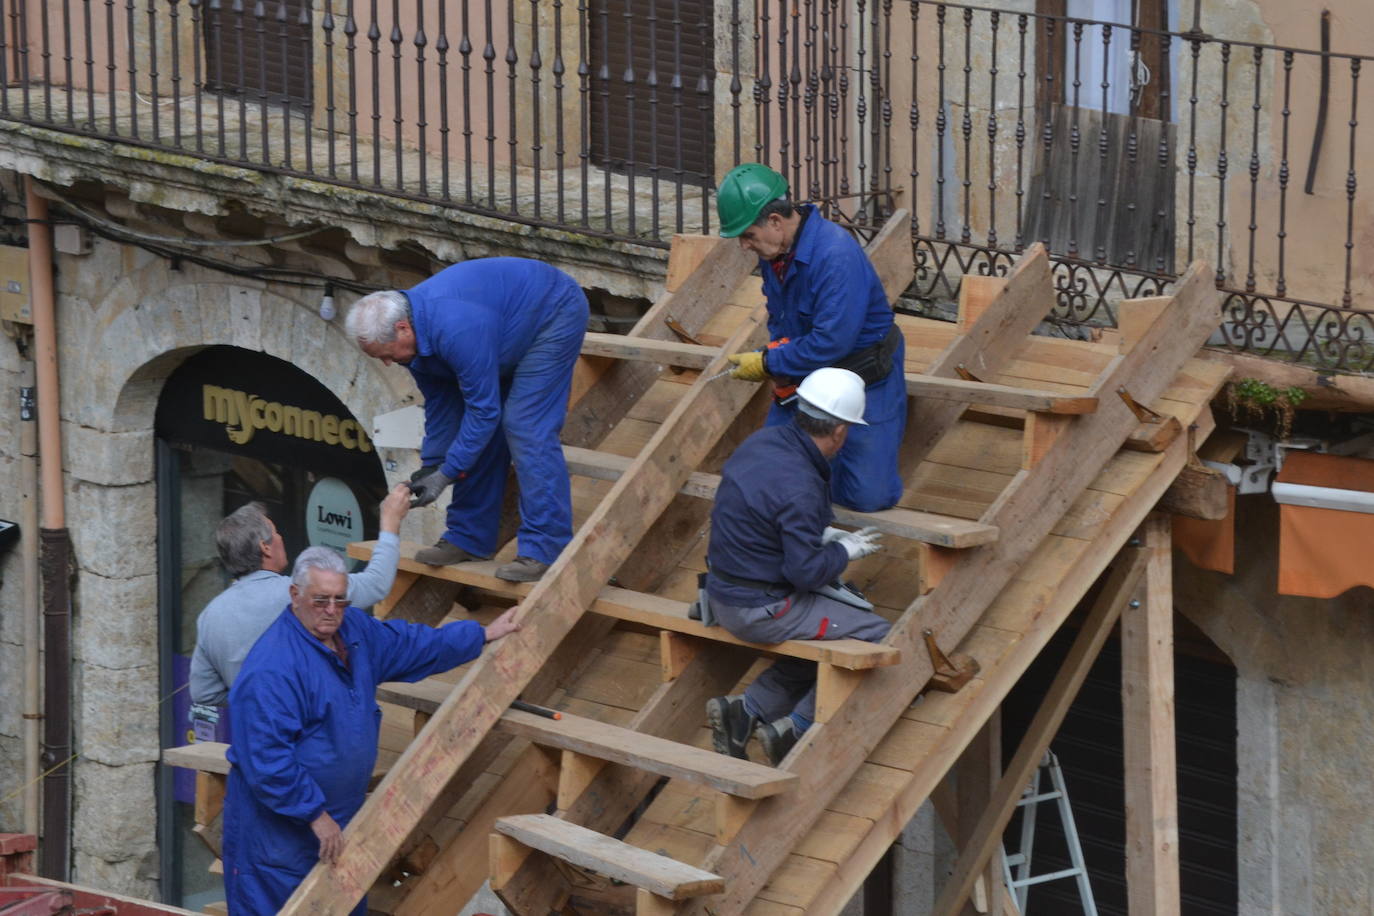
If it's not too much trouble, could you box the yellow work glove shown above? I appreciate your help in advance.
[726,350,768,382]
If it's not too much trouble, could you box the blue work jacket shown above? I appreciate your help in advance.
[758,204,894,384]
[404,258,581,479]
[223,606,485,888]
[706,423,849,607]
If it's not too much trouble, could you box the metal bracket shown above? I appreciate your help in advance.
[954,364,983,383]
[923,628,980,693]
[1116,387,1165,424]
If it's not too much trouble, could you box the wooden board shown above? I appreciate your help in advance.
[498,708,797,799]
[494,814,724,900]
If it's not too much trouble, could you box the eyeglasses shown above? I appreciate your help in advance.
[308,595,349,609]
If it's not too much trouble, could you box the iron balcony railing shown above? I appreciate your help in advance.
[2,0,1373,372]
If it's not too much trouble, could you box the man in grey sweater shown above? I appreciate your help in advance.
[189,483,412,706]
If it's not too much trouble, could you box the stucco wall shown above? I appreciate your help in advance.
[1175,494,1374,915]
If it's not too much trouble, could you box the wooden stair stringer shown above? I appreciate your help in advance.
[278,287,770,913]
[789,404,1216,915]
[671,262,1222,916]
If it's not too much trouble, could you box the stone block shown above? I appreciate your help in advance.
[76,663,160,766]
[72,849,159,902]
[61,422,154,486]
[0,640,22,737]
[0,732,22,833]
[73,572,158,670]
[68,480,157,579]
[72,759,157,862]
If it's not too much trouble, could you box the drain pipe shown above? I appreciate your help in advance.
[27,177,71,880]
[20,364,39,837]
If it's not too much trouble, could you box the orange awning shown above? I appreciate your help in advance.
[1276,451,1374,598]
[1173,485,1235,575]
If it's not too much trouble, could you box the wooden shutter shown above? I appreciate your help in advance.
[588,0,714,183]
[202,0,312,105]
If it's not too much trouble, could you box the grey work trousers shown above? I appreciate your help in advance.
[712,590,891,727]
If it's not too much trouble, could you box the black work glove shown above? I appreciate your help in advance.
[408,468,456,508]
[410,465,439,484]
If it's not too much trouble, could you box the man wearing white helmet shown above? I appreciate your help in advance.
[704,368,891,766]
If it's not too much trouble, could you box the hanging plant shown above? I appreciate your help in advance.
[1223,378,1308,439]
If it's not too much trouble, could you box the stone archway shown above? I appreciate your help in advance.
[57,255,421,897]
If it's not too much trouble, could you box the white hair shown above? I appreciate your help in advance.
[345,290,411,344]
[291,546,349,590]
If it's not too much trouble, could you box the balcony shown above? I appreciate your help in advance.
[1,0,1371,371]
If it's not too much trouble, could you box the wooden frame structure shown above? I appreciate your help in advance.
[155,227,1229,916]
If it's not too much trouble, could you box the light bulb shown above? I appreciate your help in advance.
[319,284,336,321]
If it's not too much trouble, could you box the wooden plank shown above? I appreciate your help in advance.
[953,717,1002,916]
[559,449,1000,548]
[677,261,1220,916]
[1122,514,1180,916]
[281,305,769,915]
[350,549,902,671]
[1118,296,1172,353]
[1021,413,1074,470]
[374,571,419,619]
[162,742,231,776]
[929,546,1150,916]
[866,209,916,303]
[666,234,721,293]
[557,751,606,811]
[899,244,1055,474]
[494,814,725,900]
[581,332,717,370]
[499,708,798,799]
[905,375,1097,414]
[660,631,700,681]
[194,772,227,826]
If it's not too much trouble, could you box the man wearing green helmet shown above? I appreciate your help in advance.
[715,162,906,511]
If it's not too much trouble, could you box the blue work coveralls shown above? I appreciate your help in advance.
[706,423,890,729]
[405,258,590,564]
[222,606,486,916]
[756,204,906,511]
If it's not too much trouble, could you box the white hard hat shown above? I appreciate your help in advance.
[796,367,868,425]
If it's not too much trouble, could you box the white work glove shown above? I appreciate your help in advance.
[821,526,846,545]
[835,526,883,561]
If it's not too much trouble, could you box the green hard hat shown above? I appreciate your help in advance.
[716,163,790,238]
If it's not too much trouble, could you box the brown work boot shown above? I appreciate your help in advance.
[495,556,549,582]
[414,540,481,566]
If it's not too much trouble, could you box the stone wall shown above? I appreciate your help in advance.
[1176,494,1374,915]
[0,221,440,897]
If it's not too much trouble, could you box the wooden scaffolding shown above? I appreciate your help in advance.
[161,222,1229,916]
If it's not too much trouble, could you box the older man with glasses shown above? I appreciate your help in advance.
[221,546,520,916]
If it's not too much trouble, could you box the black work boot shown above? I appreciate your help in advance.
[414,540,481,566]
[706,695,755,760]
[755,716,800,766]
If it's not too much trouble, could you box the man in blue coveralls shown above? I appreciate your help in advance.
[347,258,590,581]
[716,163,906,512]
[703,368,889,766]
[222,547,520,916]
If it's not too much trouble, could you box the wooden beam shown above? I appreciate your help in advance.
[677,261,1220,916]
[866,209,917,303]
[499,708,798,799]
[660,631,699,681]
[494,815,725,900]
[1021,413,1074,470]
[956,275,1007,332]
[929,547,1150,916]
[899,244,1055,474]
[953,716,1002,916]
[665,234,722,293]
[1122,514,1180,916]
[557,450,1000,548]
[580,332,717,369]
[1117,296,1172,353]
[557,751,606,812]
[906,375,1098,414]
[280,303,769,914]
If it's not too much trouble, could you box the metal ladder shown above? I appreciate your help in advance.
[1000,750,1098,916]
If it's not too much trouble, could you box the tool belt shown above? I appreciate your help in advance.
[832,324,901,387]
